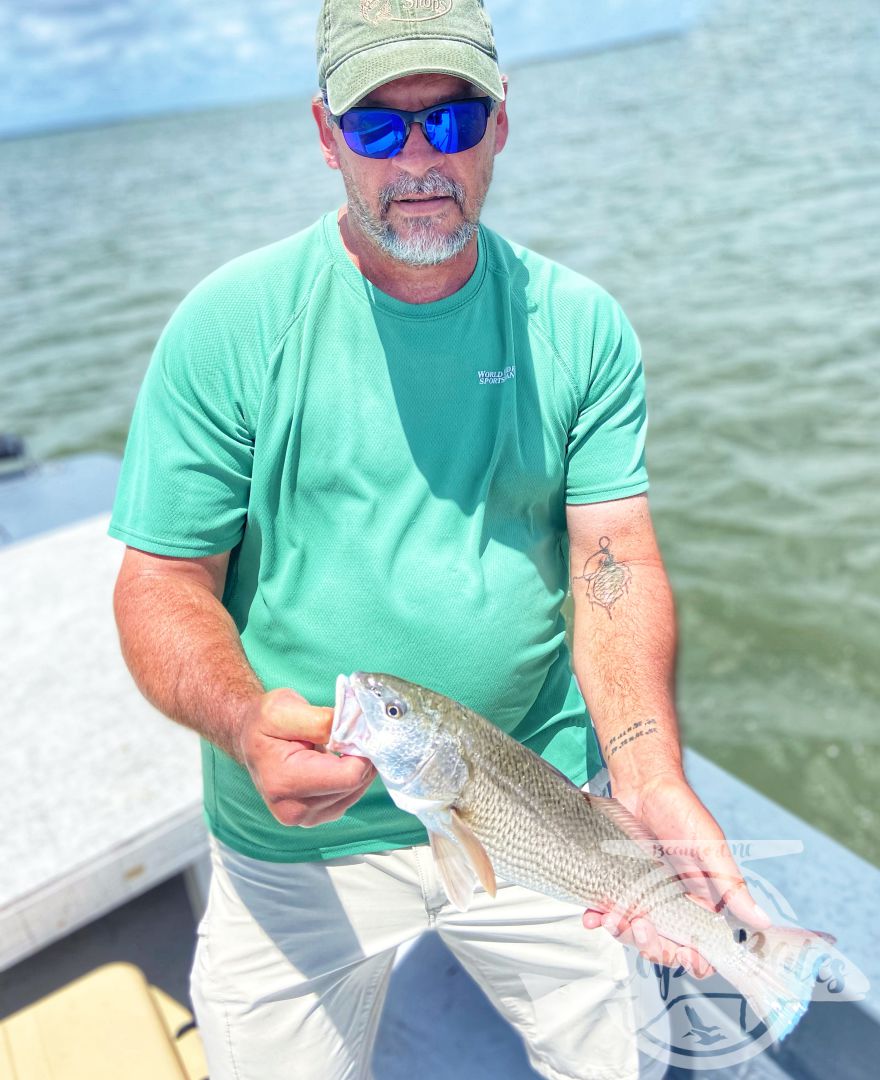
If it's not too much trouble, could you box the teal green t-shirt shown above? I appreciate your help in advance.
[109,212,649,861]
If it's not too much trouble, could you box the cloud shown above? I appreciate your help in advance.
[0,1,700,136]
[17,14,73,46]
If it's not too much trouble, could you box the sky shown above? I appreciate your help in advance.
[0,1,701,138]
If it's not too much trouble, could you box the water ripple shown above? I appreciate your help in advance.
[1,0,877,863]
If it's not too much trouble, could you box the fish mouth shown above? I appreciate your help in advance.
[329,674,364,754]
[333,673,438,788]
[348,671,388,713]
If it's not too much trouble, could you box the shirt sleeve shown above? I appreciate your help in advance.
[108,274,260,556]
[564,292,649,504]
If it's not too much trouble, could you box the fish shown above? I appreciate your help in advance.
[329,670,841,1043]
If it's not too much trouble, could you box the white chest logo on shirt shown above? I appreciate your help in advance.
[477,365,516,385]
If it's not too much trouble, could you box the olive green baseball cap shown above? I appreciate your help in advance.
[317,0,505,116]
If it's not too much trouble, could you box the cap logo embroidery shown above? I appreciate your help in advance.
[361,0,454,27]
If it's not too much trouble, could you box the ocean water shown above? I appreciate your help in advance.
[1,0,878,864]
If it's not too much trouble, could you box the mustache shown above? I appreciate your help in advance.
[379,170,465,214]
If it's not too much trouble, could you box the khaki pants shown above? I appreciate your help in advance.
[191,836,655,1080]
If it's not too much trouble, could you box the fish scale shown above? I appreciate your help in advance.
[456,722,622,904]
[428,701,721,946]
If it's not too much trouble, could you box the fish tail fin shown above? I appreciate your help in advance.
[730,925,835,1042]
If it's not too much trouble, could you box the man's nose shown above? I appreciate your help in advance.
[395,121,443,168]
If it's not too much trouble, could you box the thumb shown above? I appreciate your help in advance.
[258,688,334,744]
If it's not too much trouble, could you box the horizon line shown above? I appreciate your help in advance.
[0,28,685,145]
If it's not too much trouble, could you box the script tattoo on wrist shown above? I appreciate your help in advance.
[605,718,659,759]
[571,536,632,618]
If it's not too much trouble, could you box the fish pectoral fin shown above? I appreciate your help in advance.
[449,809,497,899]
[429,831,478,912]
[428,812,497,911]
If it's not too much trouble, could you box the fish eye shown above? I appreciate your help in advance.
[385,701,406,719]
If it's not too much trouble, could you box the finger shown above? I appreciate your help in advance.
[601,906,628,938]
[669,862,718,908]
[717,877,771,928]
[689,832,770,927]
[277,745,375,798]
[658,822,746,914]
[599,891,641,938]
[630,918,679,968]
[268,766,376,826]
[654,838,719,908]
[297,776,377,827]
[260,689,334,744]
[630,917,662,964]
[588,883,718,973]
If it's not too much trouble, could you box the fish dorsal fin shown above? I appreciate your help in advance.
[582,792,661,859]
[429,831,477,911]
[428,810,497,911]
[450,809,497,899]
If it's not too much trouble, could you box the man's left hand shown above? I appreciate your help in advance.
[582,773,771,978]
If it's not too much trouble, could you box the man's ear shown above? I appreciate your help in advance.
[312,95,341,170]
[493,74,509,155]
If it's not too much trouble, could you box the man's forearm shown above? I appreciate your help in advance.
[113,569,262,762]
[570,543,683,793]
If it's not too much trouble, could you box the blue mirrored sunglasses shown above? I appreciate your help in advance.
[334,97,495,159]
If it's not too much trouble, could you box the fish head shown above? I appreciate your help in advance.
[330,672,468,807]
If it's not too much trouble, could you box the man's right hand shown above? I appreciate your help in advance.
[238,688,376,828]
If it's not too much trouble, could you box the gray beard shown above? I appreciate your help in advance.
[346,169,483,267]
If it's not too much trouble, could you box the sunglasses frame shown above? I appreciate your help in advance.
[332,96,496,159]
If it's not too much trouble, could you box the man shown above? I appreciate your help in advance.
[110,1,769,1077]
